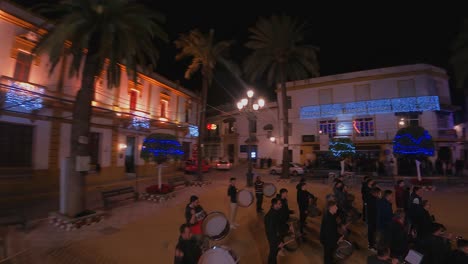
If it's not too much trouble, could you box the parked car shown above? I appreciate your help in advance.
[185,159,210,173]
[292,163,310,173]
[215,160,232,170]
[270,162,305,176]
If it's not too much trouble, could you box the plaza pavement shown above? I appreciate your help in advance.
[2,167,468,264]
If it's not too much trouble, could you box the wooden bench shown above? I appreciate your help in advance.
[101,186,138,209]
[168,176,190,189]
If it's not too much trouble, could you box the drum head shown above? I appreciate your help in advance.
[237,189,254,207]
[263,183,277,197]
[202,212,230,240]
[335,240,353,259]
[198,246,239,264]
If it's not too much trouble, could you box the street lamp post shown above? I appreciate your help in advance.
[237,90,265,187]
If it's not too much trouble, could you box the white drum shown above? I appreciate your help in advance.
[202,212,230,241]
[237,189,254,207]
[263,183,277,198]
[198,246,239,264]
[335,240,353,260]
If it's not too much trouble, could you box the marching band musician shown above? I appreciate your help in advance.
[264,198,284,264]
[184,195,206,240]
[450,238,468,264]
[227,177,240,229]
[174,223,202,264]
[255,176,265,213]
[417,223,452,264]
[297,182,310,236]
[320,200,342,264]
[367,187,382,251]
[276,188,294,235]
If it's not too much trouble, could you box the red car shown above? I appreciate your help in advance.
[184,159,210,173]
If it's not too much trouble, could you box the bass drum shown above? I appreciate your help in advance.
[202,212,230,241]
[283,217,301,252]
[237,189,254,207]
[198,246,239,264]
[263,183,277,198]
[335,240,353,261]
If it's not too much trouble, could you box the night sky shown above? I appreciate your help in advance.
[10,1,467,110]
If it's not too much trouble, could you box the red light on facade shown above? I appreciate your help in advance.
[207,123,217,130]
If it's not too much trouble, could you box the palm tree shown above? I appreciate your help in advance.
[450,18,468,123]
[34,0,167,217]
[174,29,232,181]
[244,15,319,178]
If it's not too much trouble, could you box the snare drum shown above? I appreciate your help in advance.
[263,183,277,197]
[198,246,239,264]
[335,240,353,260]
[202,212,230,241]
[237,189,254,207]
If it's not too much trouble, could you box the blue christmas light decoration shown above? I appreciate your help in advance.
[393,126,434,156]
[5,80,44,111]
[189,125,199,137]
[132,116,150,129]
[329,138,356,157]
[300,96,440,119]
[141,134,184,164]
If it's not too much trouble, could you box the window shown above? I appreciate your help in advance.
[14,51,33,82]
[398,113,419,127]
[89,132,100,165]
[353,117,375,137]
[355,84,370,101]
[129,90,138,110]
[0,122,33,167]
[160,99,169,118]
[287,96,292,109]
[319,120,336,138]
[319,89,332,104]
[398,79,415,97]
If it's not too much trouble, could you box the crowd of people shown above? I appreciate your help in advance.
[173,174,467,264]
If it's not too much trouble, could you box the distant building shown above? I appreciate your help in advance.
[0,1,200,195]
[208,64,463,176]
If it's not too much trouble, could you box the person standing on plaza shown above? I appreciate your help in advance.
[297,182,310,236]
[184,195,206,239]
[227,177,239,229]
[254,176,265,213]
[377,190,394,233]
[265,198,284,264]
[320,200,341,264]
[367,187,381,251]
[174,224,202,264]
[394,180,409,211]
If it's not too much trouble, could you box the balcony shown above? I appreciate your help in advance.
[0,76,46,113]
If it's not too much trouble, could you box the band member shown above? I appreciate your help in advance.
[408,186,423,225]
[366,246,399,264]
[450,238,468,264]
[296,177,306,205]
[394,180,409,211]
[367,187,382,251]
[418,223,452,264]
[320,200,341,264]
[297,182,310,235]
[363,178,376,222]
[185,195,206,238]
[265,198,284,264]
[415,200,434,239]
[227,177,239,229]
[174,223,202,264]
[361,176,370,222]
[383,209,411,259]
[377,190,394,233]
[276,188,294,236]
[255,176,265,213]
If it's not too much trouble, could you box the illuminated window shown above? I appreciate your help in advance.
[398,113,419,128]
[160,99,168,118]
[319,120,336,138]
[129,90,138,110]
[14,51,33,82]
[354,117,375,137]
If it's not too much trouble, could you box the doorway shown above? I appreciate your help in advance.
[228,144,234,163]
[125,136,136,174]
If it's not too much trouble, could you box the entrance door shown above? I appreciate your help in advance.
[125,136,136,174]
[300,145,314,165]
[228,144,234,163]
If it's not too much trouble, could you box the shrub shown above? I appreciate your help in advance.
[146,184,174,194]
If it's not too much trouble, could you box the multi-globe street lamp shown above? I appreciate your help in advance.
[237,90,265,187]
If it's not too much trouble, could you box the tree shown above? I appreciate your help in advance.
[174,29,232,181]
[141,133,184,189]
[34,0,167,217]
[393,126,435,180]
[244,15,320,178]
[450,18,468,123]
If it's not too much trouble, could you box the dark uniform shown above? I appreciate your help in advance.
[297,188,310,234]
[174,237,202,264]
[320,210,339,264]
[265,208,282,264]
[254,179,264,212]
[276,194,293,236]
